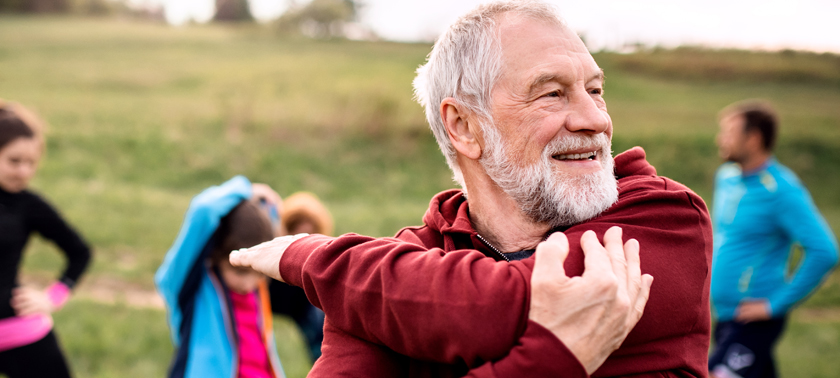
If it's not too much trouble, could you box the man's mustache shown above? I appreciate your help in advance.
[545,133,611,156]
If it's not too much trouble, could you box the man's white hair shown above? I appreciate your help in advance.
[412,0,567,189]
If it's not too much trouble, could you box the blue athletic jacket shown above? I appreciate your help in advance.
[711,159,839,321]
[155,176,286,378]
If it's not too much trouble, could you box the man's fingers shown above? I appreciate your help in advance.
[533,232,571,283]
[230,237,276,268]
[603,226,628,294]
[631,274,654,323]
[624,238,642,295]
[229,248,250,268]
[229,235,307,282]
[580,230,611,277]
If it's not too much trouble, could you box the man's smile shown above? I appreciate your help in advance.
[552,150,597,161]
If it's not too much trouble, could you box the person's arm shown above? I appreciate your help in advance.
[13,193,92,316]
[766,186,839,317]
[463,321,587,378]
[28,194,92,290]
[260,232,530,365]
[262,231,644,378]
[233,227,651,373]
[306,320,408,377]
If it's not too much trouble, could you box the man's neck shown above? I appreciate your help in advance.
[738,151,772,173]
[462,165,549,253]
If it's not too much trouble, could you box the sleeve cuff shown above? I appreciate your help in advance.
[278,234,336,288]
[46,282,71,309]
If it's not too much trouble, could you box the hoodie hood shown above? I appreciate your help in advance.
[421,189,472,237]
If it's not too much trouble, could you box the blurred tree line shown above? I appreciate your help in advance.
[0,0,112,14]
[215,0,368,39]
[274,0,363,38]
[0,0,369,39]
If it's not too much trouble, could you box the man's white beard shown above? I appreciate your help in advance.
[480,123,619,228]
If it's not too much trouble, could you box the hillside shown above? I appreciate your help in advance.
[2,17,839,378]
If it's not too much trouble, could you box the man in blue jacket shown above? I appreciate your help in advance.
[709,100,839,378]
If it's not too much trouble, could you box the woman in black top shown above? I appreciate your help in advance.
[0,100,92,378]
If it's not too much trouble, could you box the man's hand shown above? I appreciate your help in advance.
[229,234,310,282]
[529,226,654,374]
[735,299,771,323]
[11,287,55,317]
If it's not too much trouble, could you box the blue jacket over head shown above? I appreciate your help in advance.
[155,176,285,378]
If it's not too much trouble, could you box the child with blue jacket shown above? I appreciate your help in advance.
[156,176,286,378]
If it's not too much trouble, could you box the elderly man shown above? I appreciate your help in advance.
[233,1,712,376]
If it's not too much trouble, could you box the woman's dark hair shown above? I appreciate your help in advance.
[0,106,36,152]
[210,200,274,264]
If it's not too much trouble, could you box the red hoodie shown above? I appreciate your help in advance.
[280,147,712,377]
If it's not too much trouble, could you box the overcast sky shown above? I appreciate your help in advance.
[154,0,840,53]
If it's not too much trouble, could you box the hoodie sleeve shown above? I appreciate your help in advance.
[281,233,532,366]
[306,316,586,378]
[463,321,588,378]
[154,176,252,345]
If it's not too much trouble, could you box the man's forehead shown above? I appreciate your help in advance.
[497,14,576,46]
[496,23,602,89]
[498,17,596,66]
[721,113,745,126]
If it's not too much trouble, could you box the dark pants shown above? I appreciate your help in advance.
[0,330,72,378]
[709,318,787,378]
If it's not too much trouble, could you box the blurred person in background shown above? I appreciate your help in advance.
[0,100,92,378]
[155,176,286,378]
[709,100,839,378]
[268,192,331,363]
[230,1,714,376]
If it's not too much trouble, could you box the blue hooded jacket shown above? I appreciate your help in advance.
[155,176,286,378]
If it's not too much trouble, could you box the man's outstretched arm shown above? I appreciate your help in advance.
[231,227,652,373]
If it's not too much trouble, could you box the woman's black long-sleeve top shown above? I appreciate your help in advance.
[0,187,92,319]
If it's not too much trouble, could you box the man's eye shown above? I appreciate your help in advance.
[589,88,603,95]
[544,91,561,98]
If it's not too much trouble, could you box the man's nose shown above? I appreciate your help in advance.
[565,91,610,134]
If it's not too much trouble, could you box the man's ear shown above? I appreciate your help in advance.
[744,129,765,154]
[440,98,482,160]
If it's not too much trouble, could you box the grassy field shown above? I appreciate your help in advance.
[1,16,839,377]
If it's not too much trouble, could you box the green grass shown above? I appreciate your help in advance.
[2,16,840,377]
[778,310,840,378]
[47,300,313,378]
